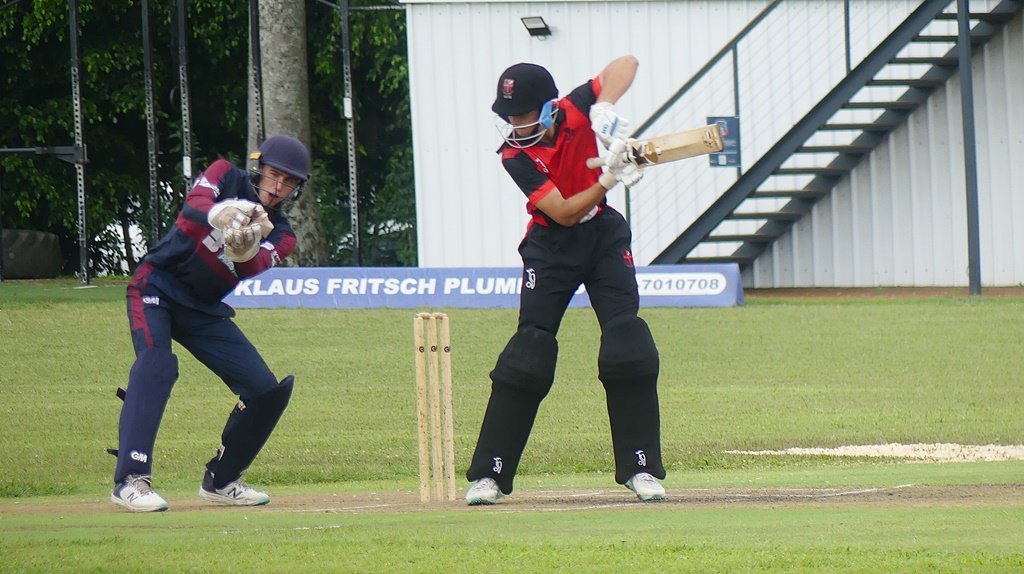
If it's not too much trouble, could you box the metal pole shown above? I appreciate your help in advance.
[340,0,361,265]
[732,45,742,179]
[0,166,4,282]
[70,0,89,284]
[142,0,160,246]
[958,0,982,295]
[177,0,193,185]
[844,0,852,73]
[250,0,265,144]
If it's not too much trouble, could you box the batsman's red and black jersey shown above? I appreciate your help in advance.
[499,77,604,229]
[133,159,296,312]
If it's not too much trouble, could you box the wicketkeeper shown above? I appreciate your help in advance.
[464,56,667,505]
[110,135,310,512]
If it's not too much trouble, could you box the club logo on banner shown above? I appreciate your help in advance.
[225,264,743,309]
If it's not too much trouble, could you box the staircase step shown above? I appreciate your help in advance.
[728,211,804,222]
[704,233,780,243]
[934,11,1017,23]
[866,78,945,88]
[819,122,901,131]
[773,166,849,177]
[843,100,921,111]
[890,55,958,66]
[796,144,874,154]
[912,34,958,42]
[751,189,829,199]
[916,33,994,43]
[684,255,756,265]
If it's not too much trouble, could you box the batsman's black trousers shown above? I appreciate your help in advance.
[518,206,639,332]
[467,206,664,493]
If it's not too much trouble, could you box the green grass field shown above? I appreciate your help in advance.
[1,279,1023,572]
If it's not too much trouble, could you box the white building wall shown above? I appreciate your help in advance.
[406,0,1024,286]
[406,0,771,268]
[752,7,1024,287]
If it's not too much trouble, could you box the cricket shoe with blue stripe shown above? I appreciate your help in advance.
[111,474,169,512]
[198,470,270,506]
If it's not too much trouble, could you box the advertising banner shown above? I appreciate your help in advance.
[226,264,743,309]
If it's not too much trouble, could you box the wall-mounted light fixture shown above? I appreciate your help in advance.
[521,16,552,37]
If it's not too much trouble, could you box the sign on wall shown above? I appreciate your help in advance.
[708,116,740,168]
[225,264,744,309]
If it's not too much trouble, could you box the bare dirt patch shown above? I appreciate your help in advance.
[5,445,1022,516]
[727,443,1024,463]
[4,483,1022,516]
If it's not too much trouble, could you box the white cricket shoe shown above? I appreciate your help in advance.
[465,477,504,505]
[625,472,666,501]
[198,471,270,506]
[111,474,169,512]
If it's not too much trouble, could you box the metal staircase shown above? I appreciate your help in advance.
[649,0,1024,268]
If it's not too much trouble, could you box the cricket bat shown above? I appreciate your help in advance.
[587,124,725,169]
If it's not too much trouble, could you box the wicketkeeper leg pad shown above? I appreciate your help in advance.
[467,327,558,494]
[206,376,293,488]
[114,348,179,483]
[597,316,666,484]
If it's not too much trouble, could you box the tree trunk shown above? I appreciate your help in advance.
[120,198,138,274]
[251,0,328,266]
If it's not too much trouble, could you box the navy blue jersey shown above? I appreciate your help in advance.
[134,159,296,312]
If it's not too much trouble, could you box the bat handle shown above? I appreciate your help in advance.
[586,157,604,169]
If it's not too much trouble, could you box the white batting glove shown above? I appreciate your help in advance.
[207,199,261,232]
[222,222,263,262]
[604,137,641,170]
[597,139,643,189]
[590,102,631,148]
[597,163,643,189]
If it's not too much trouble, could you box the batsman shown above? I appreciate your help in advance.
[464,56,666,505]
[110,135,310,512]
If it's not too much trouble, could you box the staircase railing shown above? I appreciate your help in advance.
[654,0,956,264]
[627,0,945,265]
[631,0,785,140]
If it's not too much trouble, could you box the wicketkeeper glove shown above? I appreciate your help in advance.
[207,199,262,232]
[249,204,274,238]
[590,102,631,148]
[222,222,263,263]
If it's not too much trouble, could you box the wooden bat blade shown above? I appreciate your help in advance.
[633,124,724,165]
[585,124,725,170]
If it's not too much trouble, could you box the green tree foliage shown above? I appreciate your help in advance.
[308,1,414,266]
[0,0,414,276]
